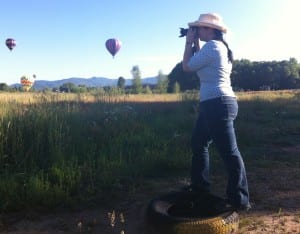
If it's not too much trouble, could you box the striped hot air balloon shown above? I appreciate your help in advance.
[105,38,122,58]
[20,75,35,91]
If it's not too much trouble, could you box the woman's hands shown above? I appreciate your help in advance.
[182,27,200,72]
[186,27,197,44]
[185,27,200,53]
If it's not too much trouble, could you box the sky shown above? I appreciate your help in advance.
[0,0,299,85]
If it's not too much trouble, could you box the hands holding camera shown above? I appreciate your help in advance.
[182,27,200,71]
[185,28,198,43]
[180,27,200,49]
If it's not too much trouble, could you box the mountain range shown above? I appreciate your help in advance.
[12,76,158,90]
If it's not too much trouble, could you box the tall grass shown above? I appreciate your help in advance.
[0,93,193,212]
[0,90,299,212]
[236,90,300,162]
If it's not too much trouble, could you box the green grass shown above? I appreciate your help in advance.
[0,95,194,211]
[236,91,300,166]
[0,90,299,212]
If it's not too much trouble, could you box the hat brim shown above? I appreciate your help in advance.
[188,21,227,33]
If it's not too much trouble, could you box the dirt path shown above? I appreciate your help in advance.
[1,197,299,234]
[0,177,299,234]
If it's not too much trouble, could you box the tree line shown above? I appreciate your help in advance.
[1,58,300,93]
[231,58,300,90]
[168,58,300,92]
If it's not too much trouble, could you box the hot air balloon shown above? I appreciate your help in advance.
[105,38,121,58]
[20,75,35,91]
[6,38,16,51]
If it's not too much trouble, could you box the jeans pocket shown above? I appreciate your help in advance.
[220,97,238,120]
[227,103,238,120]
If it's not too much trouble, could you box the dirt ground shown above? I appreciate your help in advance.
[0,173,299,234]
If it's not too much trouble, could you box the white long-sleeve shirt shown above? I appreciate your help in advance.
[187,40,235,102]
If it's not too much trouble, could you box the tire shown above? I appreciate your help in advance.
[147,191,239,234]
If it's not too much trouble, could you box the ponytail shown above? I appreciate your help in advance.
[214,30,234,63]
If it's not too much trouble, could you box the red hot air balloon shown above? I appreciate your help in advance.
[6,38,16,51]
[105,38,121,58]
[20,75,35,91]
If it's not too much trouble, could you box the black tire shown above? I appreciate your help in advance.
[147,191,239,234]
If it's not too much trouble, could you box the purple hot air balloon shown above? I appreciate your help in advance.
[105,38,122,58]
[6,38,16,51]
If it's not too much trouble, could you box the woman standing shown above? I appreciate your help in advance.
[182,13,251,211]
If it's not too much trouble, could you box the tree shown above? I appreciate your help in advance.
[0,83,10,91]
[77,85,87,93]
[59,82,76,93]
[156,70,168,93]
[131,65,142,94]
[117,76,126,89]
[144,85,152,94]
[231,59,256,90]
[172,81,181,93]
[167,62,199,92]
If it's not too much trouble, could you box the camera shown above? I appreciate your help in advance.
[179,28,188,37]
[179,27,197,37]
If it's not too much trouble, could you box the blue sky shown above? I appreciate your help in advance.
[0,0,299,85]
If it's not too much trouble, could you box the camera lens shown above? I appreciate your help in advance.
[179,28,188,37]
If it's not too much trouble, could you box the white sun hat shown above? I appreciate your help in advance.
[188,13,228,33]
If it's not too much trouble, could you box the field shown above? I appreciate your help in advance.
[0,90,299,233]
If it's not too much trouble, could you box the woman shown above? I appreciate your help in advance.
[182,13,251,211]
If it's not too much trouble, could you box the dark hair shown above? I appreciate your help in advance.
[214,29,233,63]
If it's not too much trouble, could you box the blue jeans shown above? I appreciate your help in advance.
[191,96,250,207]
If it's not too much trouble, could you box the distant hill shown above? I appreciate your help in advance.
[11,77,157,90]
